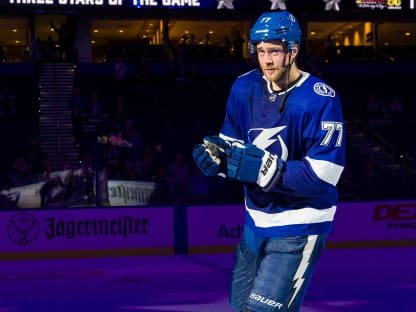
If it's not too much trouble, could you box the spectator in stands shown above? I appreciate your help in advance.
[121,119,143,176]
[185,33,197,46]
[114,56,127,81]
[108,94,129,136]
[33,38,44,79]
[153,142,169,173]
[324,35,335,59]
[0,42,7,62]
[67,86,88,145]
[78,152,95,201]
[173,45,187,79]
[67,169,85,204]
[50,20,67,60]
[390,97,404,118]
[85,90,107,131]
[136,54,149,83]
[203,33,212,46]
[232,31,245,61]
[55,151,73,171]
[125,165,139,181]
[152,165,170,204]
[87,91,104,118]
[80,90,107,156]
[167,152,191,205]
[25,137,44,175]
[38,155,53,179]
[9,156,34,187]
[137,146,156,181]
[50,18,76,62]
[38,156,66,208]
[45,35,56,62]
[107,148,127,180]
[97,163,110,205]
[389,96,405,156]
[220,35,232,57]
[179,34,188,45]
[113,55,128,94]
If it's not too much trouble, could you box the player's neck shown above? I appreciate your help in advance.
[271,68,302,92]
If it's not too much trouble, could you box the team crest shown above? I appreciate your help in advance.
[313,82,335,97]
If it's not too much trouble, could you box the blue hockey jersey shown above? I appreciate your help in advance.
[219,69,346,238]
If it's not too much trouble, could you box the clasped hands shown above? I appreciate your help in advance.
[193,136,285,192]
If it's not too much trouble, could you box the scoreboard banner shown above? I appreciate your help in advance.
[1,0,262,8]
[356,0,406,10]
[0,0,413,11]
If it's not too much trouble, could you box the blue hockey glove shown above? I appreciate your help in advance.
[193,136,230,177]
[227,142,285,192]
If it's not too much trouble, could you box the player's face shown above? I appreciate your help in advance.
[257,41,291,86]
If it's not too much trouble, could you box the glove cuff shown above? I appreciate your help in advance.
[257,152,285,191]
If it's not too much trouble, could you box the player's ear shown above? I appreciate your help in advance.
[289,44,299,64]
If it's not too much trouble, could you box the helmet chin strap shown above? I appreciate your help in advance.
[278,51,293,113]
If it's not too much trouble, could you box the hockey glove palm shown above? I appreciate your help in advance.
[227,143,285,192]
[193,136,230,177]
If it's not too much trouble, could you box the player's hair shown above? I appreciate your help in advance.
[248,11,301,56]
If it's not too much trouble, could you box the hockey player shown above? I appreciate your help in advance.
[193,10,346,312]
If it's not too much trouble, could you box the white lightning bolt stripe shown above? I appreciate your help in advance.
[250,127,286,150]
[305,156,344,186]
[288,235,318,308]
[221,127,288,161]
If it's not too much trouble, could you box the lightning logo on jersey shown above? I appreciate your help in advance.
[249,126,288,161]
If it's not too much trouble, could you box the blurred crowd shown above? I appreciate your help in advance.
[1,40,415,208]
[1,71,243,207]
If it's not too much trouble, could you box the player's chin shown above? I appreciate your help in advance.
[263,70,280,82]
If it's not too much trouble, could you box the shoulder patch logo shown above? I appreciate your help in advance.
[313,82,336,97]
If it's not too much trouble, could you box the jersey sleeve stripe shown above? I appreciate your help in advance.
[219,133,243,143]
[305,156,344,186]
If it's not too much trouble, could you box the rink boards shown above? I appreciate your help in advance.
[0,201,415,259]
